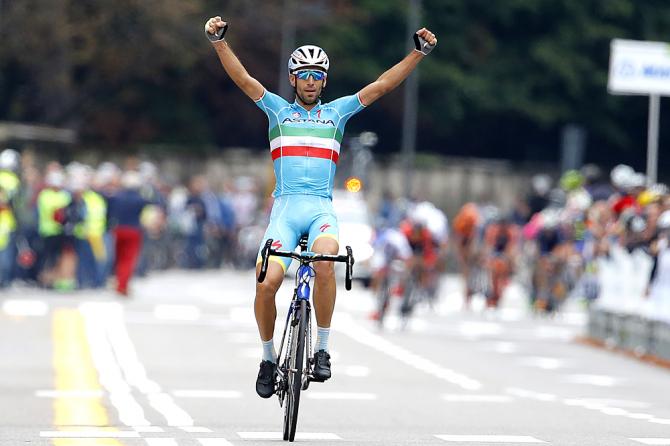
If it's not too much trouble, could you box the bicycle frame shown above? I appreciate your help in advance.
[257,237,354,442]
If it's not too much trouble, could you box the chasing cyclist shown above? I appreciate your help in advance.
[204,15,437,398]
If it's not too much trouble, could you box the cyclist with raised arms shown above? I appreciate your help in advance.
[204,15,437,398]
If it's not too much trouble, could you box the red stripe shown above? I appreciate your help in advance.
[271,146,339,164]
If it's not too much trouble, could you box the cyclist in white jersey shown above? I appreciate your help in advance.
[205,15,437,398]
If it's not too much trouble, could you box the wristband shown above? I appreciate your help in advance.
[413,32,435,55]
[206,23,228,42]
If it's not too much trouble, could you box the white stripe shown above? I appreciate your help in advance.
[172,390,242,399]
[650,418,670,425]
[3,299,48,316]
[335,314,481,390]
[506,387,557,402]
[153,304,201,321]
[442,394,513,403]
[35,389,104,398]
[270,135,340,152]
[631,440,670,445]
[435,435,546,443]
[198,440,235,446]
[564,374,623,387]
[518,357,568,370]
[307,392,376,400]
[149,392,194,426]
[237,432,341,440]
[628,413,654,420]
[180,426,213,433]
[342,365,370,377]
[134,426,164,432]
[81,303,151,426]
[81,302,195,427]
[40,431,140,438]
[145,439,178,446]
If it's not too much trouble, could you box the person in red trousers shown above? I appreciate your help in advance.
[107,171,151,296]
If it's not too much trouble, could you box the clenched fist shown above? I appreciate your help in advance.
[414,28,437,55]
[205,16,228,42]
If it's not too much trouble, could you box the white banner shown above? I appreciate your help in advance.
[608,38,670,96]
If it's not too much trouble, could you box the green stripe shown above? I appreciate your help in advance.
[269,125,343,143]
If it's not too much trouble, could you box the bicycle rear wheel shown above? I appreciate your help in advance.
[282,300,307,442]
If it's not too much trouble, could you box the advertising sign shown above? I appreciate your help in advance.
[608,39,670,96]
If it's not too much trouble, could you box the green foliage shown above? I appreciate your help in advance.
[0,0,669,168]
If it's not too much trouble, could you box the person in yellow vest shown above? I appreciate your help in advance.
[0,149,21,288]
[37,169,75,290]
[70,167,107,288]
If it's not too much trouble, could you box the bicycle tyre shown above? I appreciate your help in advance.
[284,300,306,442]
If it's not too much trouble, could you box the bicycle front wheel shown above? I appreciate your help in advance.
[283,300,307,442]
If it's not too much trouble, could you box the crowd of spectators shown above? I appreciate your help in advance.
[0,149,265,296]
[451,164,670,318]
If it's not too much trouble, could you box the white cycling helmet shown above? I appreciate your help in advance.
[288,45,329,73]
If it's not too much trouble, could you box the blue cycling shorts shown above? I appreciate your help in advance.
[256,194,339,271]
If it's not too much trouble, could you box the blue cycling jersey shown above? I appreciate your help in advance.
[255,90,365,199]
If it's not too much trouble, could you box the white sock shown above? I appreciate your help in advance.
[262,338,276,363]
[315,327,330,352]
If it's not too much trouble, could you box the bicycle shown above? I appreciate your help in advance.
[257,236,354,442]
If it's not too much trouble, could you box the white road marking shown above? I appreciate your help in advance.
[172,390,242,399]
[564,374,624,387]
[435,434,546,443]
[442,394,513,403]
[342,365,370,377]
[306,392,377,400]
[134,426,164,432]
[35,389,104,398]
[40,431,140,438]
[506,387,557,402]
[335,314,482,391]
[600,407,628,416]
[650,418,670,425]
[518,356,569,370]
[562,398,650,409]
[198,439,235,446]
[146,439,178,446]
[180,426,213,433]
[148,392,194,426]
[631,439,670,445]
[459,321,503,337]
[237,432,341,440]
[628,413,654,420]
[3,299,48,316]
[484,342,519,354]
[81,303,151,426]
[81,302,196,427]
[154,304,202,321]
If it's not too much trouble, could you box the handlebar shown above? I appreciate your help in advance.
[257,238,355,290]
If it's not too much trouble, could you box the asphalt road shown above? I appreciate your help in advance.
[1,270,669,446]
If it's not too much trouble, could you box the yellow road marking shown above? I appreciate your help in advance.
[52,309,123,446]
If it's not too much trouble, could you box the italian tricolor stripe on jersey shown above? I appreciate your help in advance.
[269,125,342,164]
[269,125,344,143]
[271,146,339,164]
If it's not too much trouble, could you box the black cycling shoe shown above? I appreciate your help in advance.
[312,350,331,381]
[256,360,277,398]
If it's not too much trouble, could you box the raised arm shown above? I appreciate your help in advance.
[205,16,264,101]
[358,28,437,107]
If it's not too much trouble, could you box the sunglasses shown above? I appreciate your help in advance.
[294,70,327,81]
